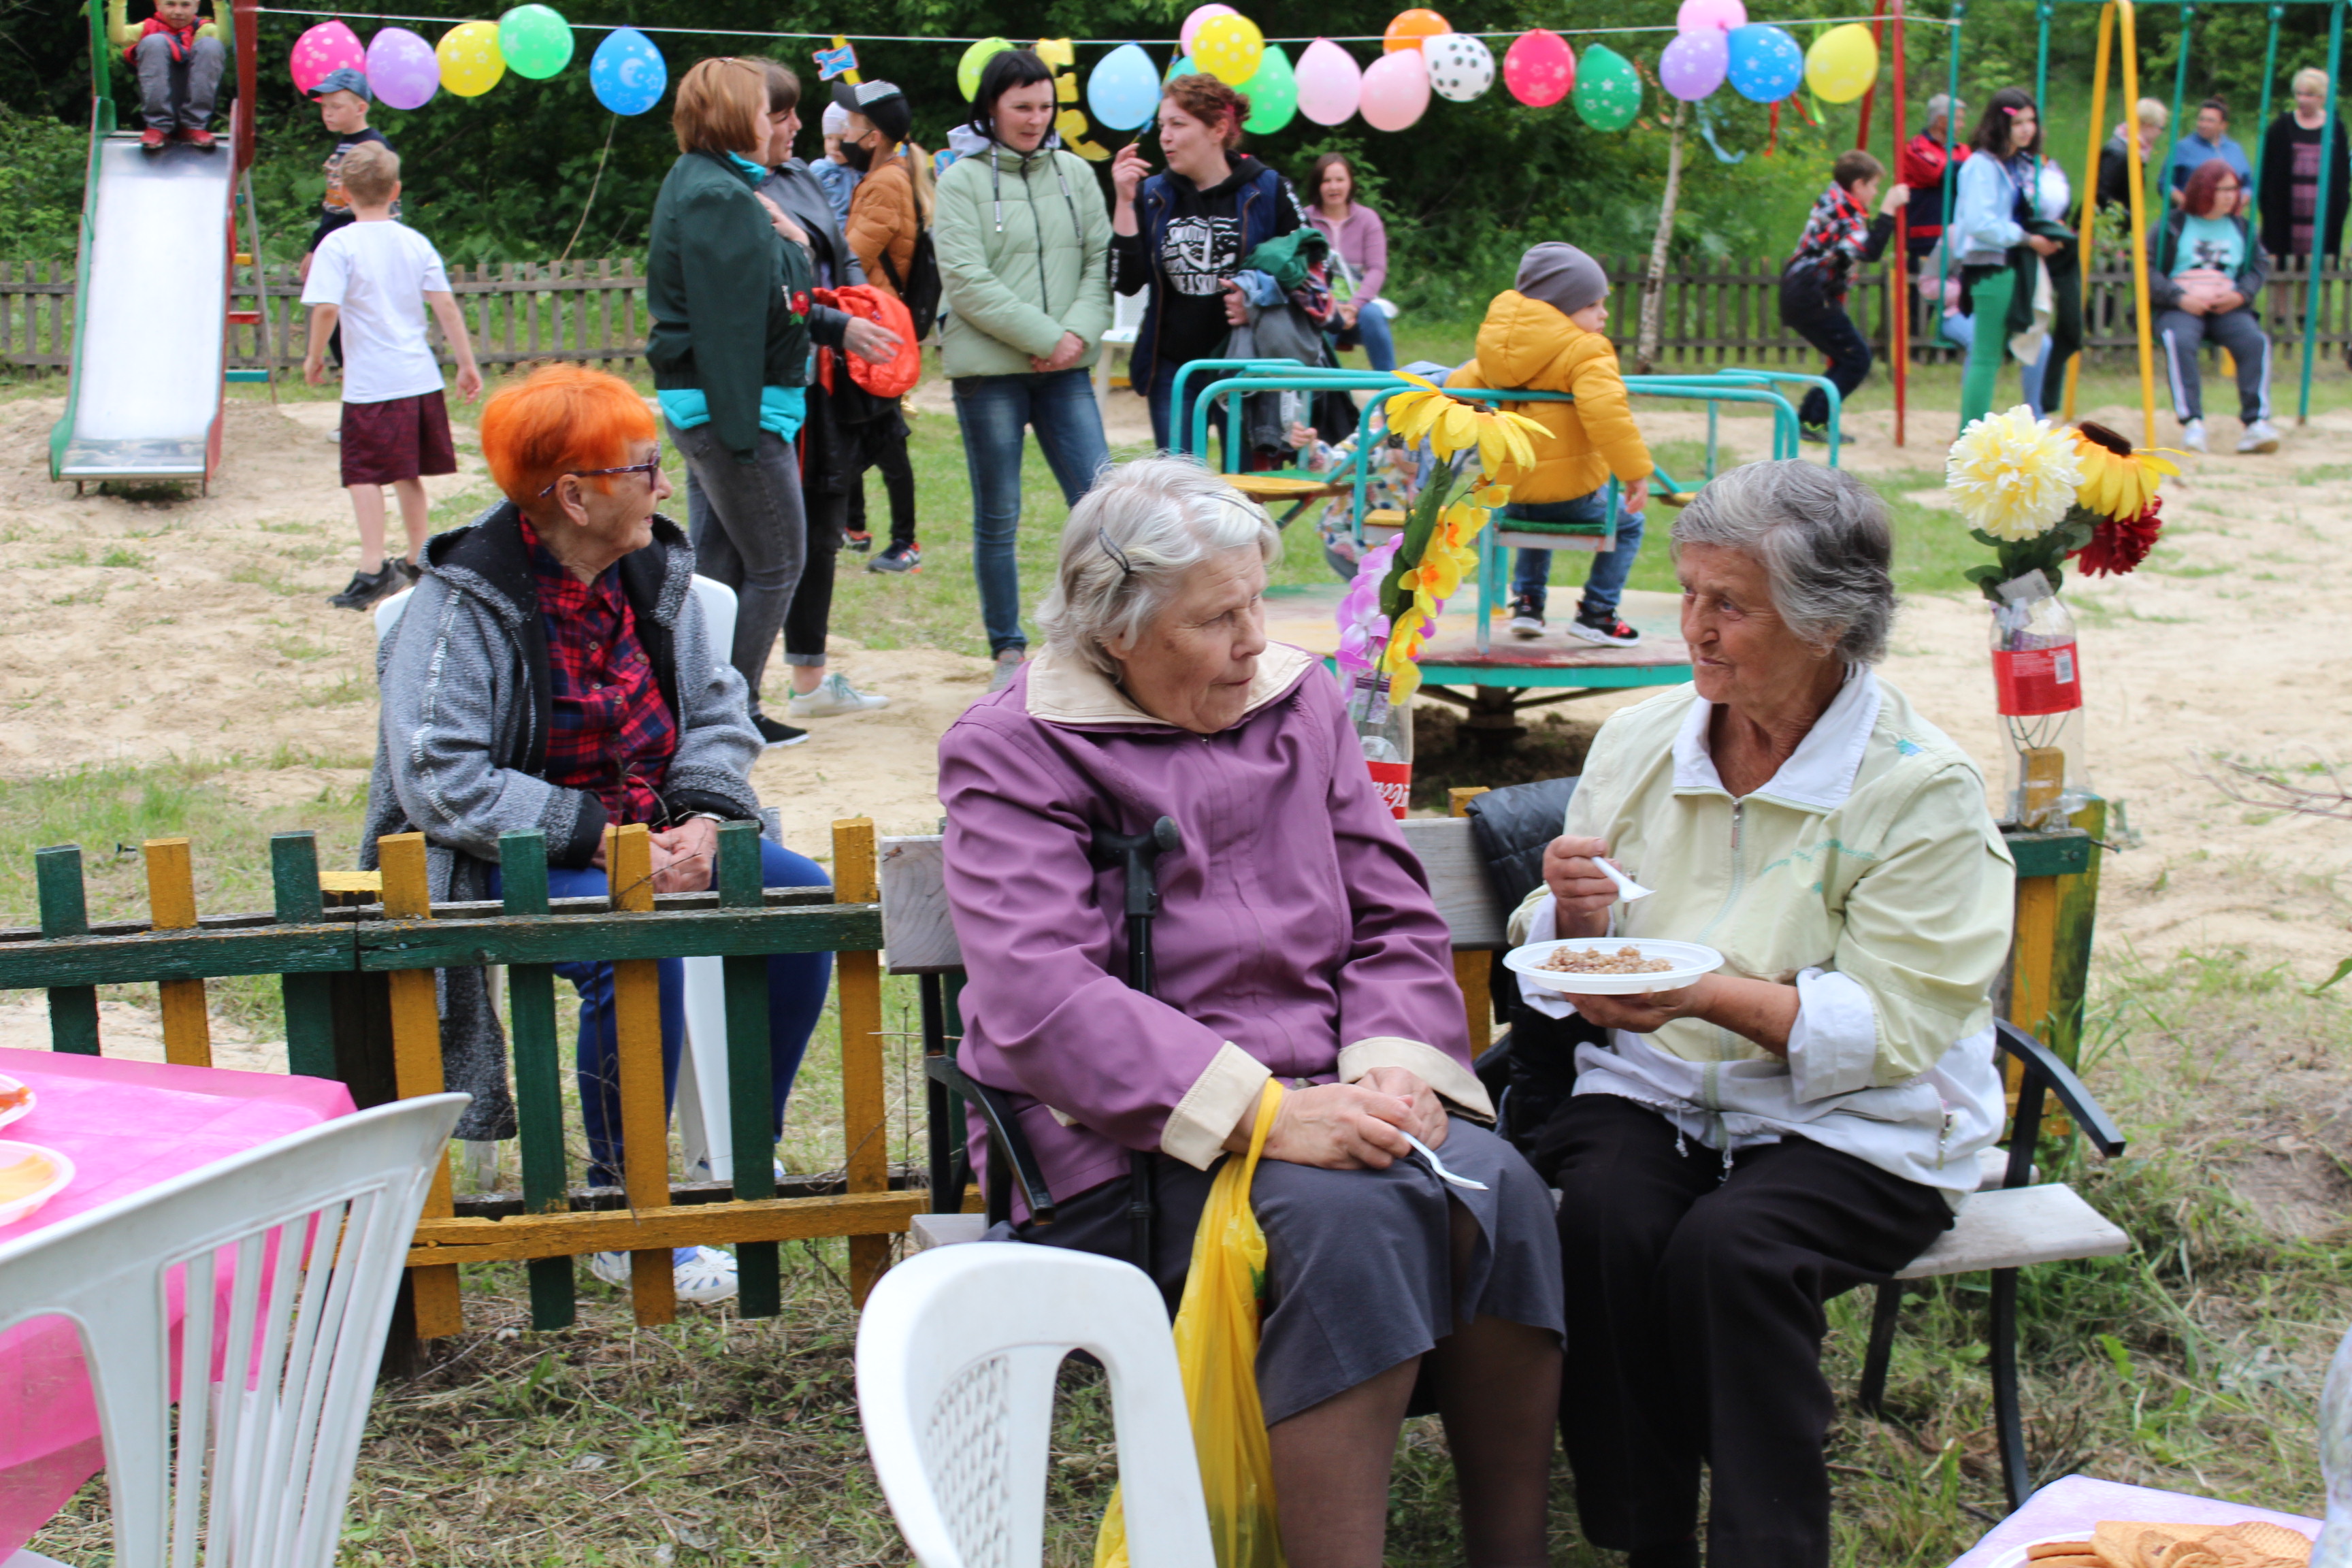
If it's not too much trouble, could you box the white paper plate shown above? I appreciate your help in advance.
[0,1140,73,1228]
[1504,938,1725,995]
[0,1074,31,1133]
[1977,1535,2097,1568]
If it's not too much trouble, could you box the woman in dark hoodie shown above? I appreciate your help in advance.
[1110,69,1309,452]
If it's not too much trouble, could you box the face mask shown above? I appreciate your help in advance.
[838,139,875,173]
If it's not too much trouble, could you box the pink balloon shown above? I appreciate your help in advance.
[1659,27,1727,101]
[1503,29,1573,108]
[289,19,365,94]
[365,27,439,111]
[1180,3,1238,56]
[1676,0,1748,31]
[1360,47,1431,130]
[1295,37,1364,126]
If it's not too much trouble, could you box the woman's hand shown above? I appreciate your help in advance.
[646,817,719,896]
[1541,834,1623,937]
[1357,1066,1447,1148]
[1228,1081,1414,1169]
[1111,142,1151,206]
[1028,330,1087,373]
[2025,233,2062,257]
[843,316,903,361]
[1571,976,1713,1037]
[1571,971,1801,1056]
[1338,298,1361,327]
[757,193,810,248]
[2214,288,2247,313]
[1221,277,1250,325]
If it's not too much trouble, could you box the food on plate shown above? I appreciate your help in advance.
[0,1079,27,1115]
[1539,943,1674,975]
[0,1150,56,1205]
[2082,1520,2313,1568]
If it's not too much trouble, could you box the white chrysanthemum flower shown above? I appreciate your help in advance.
[1944,406,2085,542]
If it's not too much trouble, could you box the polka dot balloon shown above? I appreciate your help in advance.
[1503,27,1573,108]
[1725,22,1803,102]
[289,20,364,93]
[1571,42,1641,130]
[1193,13,1265,87]
[1424,33,1494,102]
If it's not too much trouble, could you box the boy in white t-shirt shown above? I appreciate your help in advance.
[300,141,483,610]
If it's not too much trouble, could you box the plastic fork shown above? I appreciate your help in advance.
[1595,858,1654,903]
[1402,1132,1488,1191]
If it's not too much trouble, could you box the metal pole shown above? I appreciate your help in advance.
[2036,0,2055,111]
[1940,0,1965,399]
[2168,3,2195,214]
[2300,0,2345,421]
[2254,4,2285,191]
[1857,0,1892,149]
[2070,1,2119,421]
[1895,0,1911,444]
[2123,0,2161,442]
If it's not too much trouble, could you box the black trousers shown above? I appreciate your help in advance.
[843,407,917,546]
[1778,275,1874,431]
[782,500,843,664]
[1550,1095,1953,1567]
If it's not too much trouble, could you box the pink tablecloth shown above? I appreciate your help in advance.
[1948,1475,2324,1566]
[0,1046,355,1558]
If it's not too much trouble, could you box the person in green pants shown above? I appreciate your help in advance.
[1951,88,2072,430]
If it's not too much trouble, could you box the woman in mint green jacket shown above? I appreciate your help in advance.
[933,48,1113,689]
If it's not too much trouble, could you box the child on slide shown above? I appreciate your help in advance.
[1450,244,1654,647]
[301,143,483,610]
[113,0,224,150]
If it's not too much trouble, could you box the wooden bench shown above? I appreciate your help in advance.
[876,820,2129,1509]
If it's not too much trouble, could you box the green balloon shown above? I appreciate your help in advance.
[1572,42,1641,131]
[497,4,572,80]
[959,36,1011,100]
[1241,44,1296,133]
[1164,52,1198,84]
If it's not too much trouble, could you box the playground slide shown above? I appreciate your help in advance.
[50,133,233,483]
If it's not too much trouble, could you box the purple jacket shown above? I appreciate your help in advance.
[1307,203,1389,301]
[938,643,1490,1202]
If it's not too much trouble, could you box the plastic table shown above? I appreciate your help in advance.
[1946,1474,2323,1566]
[0,1046,356,1560]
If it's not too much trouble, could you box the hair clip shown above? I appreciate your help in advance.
[1097,527,1137,576]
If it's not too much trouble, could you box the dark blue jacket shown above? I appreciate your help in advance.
[1111,154,1304,393]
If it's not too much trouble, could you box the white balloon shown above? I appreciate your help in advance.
[1423,31,1494,102]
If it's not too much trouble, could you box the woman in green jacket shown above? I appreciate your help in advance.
[934,48,1113,689]
[647,57,887,746]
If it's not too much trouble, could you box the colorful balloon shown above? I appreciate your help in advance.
[497,5,572,80]
[436,20,506,97]
[289,20,364,94]
[1194,14,1264,86]
[1725,23,1803,101]
[1658,27,1727,102]
[1424,32,1494,101]
[1164,52,1199,84]
[1360,46,1430,129]
[1087,41,1160,129]
[1180,3,1238,55]
[1676,0,1748,31]
[1572,42,1641,130]
[1803,22,1878,103]
[589,25,664,114]
[958,36,1012,99]
[1384,8,1450,50]
[1241,44,1298,132]
[364,27,438,110]
[1503,28,1573,108]
[1295,37,1363,125]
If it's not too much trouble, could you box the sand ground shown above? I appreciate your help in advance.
[1,389,2346,993]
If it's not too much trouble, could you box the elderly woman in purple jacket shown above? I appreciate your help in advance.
[938,456,1563,1568]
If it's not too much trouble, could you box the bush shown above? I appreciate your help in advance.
[0,106,89,262]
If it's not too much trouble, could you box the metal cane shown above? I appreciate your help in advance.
[1091,815,1183,1273]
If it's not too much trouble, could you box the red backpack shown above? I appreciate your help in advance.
[815,285,921,399]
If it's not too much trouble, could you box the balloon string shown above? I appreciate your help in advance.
[557,112,619,265]
[1765,100,1780,155]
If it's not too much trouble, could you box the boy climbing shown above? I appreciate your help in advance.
[1780,149,1910,444]
[301,143,483,610]
[111,0,224,151]
[1450,243,1654,647]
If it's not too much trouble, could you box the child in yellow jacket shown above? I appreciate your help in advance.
[1449,244,1654,645]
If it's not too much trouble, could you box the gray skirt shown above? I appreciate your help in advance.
[1000,1116,1564,1425]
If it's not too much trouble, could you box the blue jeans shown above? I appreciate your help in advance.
[951,370,1111,656]
[489,837,833,1186]
[1330,301,1397,372]
[1508,491,1646,621]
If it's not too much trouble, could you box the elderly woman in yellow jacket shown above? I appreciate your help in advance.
[1510,460,2014,1568]
[1449,243,1655,647]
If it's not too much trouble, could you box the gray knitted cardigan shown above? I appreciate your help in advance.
[359,500,763,1139]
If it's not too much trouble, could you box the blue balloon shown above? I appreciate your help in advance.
[1725,24,1803,102]
[1088,42,1161,131]
[590,26,666,116]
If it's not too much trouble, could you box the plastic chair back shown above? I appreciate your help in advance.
[0,1094,468,1568]
[857,1243,1213,1568]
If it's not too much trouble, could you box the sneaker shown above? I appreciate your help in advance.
[788,672,890,718]
[2181,419,2208,453]
[178,127,215,150]
[754,715,811,748]
[988,650,1025,693]
[139,127,167,151]
[1799,424,1855,446]
[393,556,422,587]
[868,540,921,574]
[1507,597,1546,640]
[587,1245,739,1305]
[2237,419,2282,455]
[844,529,873,554]
[1565,610,1642,647]
[327,563,403,611]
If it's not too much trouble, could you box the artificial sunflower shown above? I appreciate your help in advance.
[1945,405,2085,542]
[1386,373,1548,488]
[2070,420,2179,521]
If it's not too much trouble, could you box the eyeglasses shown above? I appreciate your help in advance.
[540,451,664,497]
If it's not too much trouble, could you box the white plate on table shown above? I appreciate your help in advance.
[0,1139,74,1228]
[1504,938,1725,995]
[0,1073,32,1133]
[1976,1536,2101,1568]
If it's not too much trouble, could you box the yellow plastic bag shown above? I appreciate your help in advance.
[1096,1079,1287,1568]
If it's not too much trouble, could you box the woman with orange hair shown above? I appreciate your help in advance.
[361,363,836,1307]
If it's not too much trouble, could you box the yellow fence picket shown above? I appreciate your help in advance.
[142,838,212,1068]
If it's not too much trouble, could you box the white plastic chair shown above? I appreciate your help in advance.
[375,575,749,1184]
[0,1093,468,1568]
[856,1243,1214,1568]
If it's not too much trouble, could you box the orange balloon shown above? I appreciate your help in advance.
[1384,7,1451,50]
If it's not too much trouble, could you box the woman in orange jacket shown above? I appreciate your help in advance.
[832,79,932,572]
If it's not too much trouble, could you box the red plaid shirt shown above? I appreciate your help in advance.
[521,518,677,826]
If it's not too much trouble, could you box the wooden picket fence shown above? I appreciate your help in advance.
[0,817,942,1356]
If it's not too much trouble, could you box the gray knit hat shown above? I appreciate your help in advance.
[1516,243,1609,318]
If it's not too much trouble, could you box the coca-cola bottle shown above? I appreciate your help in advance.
[1348,672,1413,820]
[1989,571,2089,828]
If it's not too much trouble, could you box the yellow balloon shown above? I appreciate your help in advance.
[1803,22,1877,104]
[437,20,506,97]
[1195,13,1265,86]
